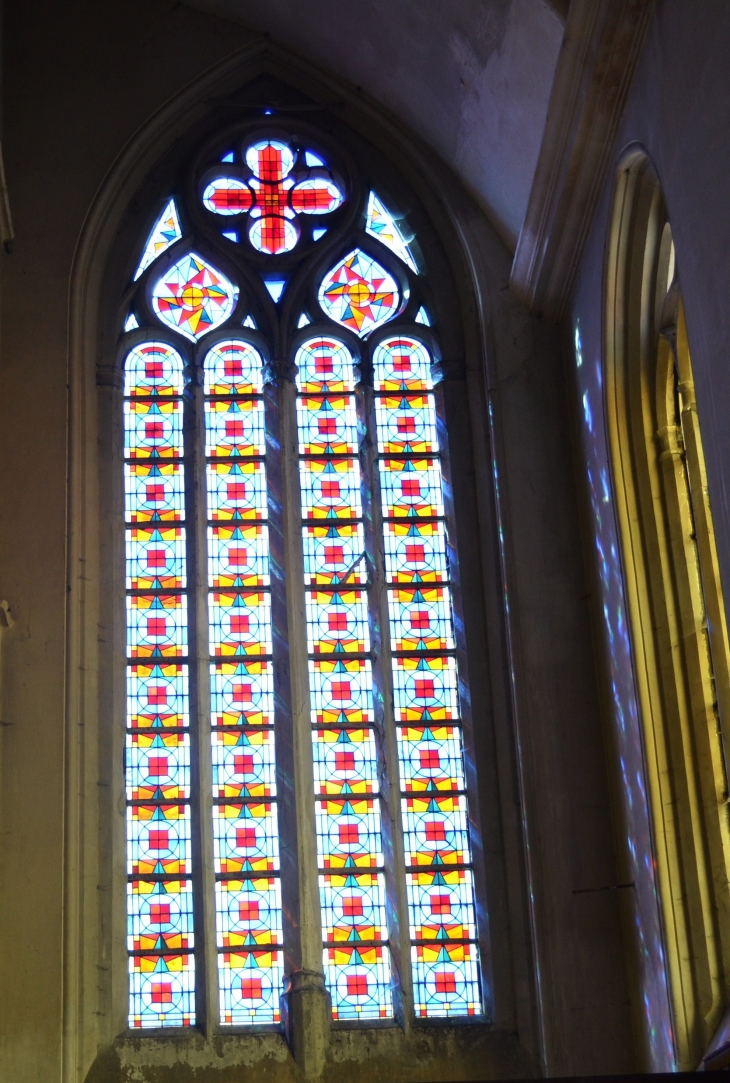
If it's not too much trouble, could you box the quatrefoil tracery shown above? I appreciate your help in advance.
[202,139,344,256]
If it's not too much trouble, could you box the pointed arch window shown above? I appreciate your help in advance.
[121,129,485,1032]
[606,158,730,1066]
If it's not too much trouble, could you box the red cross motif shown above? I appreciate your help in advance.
[202,140,344,255]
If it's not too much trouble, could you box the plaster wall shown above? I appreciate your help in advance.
[0,1,635,1079]
[183,0,564,250]
[569,0,730,1070]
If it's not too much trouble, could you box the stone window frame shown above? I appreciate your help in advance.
[64,43,535,1082]
[605,150,730,1070]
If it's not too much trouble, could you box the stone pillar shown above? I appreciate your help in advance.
[265,357,331,1077]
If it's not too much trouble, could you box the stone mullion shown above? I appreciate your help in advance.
[268,360,331,1073]
[187,367,218,1033]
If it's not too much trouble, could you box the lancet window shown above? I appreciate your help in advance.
[121,126,484,1032]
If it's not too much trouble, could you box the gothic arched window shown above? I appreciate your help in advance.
[121,125,485,1032]
[606,156,730,1066]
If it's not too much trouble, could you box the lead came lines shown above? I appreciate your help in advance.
[295,336,394,1020]
[373,336,483,1018]
[124,341,196,1028]
[204,339,284,1025]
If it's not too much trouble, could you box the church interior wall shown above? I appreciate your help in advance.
[568,0,730,1070]
[2,0,725,1079]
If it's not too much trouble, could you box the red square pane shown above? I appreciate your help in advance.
[328,613,348,631]
[240,976,263,1000]
[424,820,446,842]
[405,544,425,563]
[238,900,260,922]
[346,974,369,997]
[235,827,258,849]
[331,681,351,701]
[225,420,245,437]
[321,481,341,498]
[414,679,435,699]
[229,614,251,634]
[338,823,360,845]
[419,749,440,770]
[145,362,164,379]
[343,895,364,917]
[145,421,165,439]
[227,482,247,501]
[146,484,166,503]
[149,903,171,925]
[397,417,416,434]
[146,618,167,637]
[232,683,253,704]
[314,355,334,375]
[147,686,168,705]
[334,751,355,772]
[434,971,457,995]
[146,549,167,568]
[317,417,338,434]
[227,548,249,567]
[429,894,452,916]
[324,545,344,565]
[151,981,173,1004]
[147,756,169,777]
[233,754,254,776]
[393,354,412,372]
[410,610,430,629]
[224,359,243,376]
[148,829,169,850]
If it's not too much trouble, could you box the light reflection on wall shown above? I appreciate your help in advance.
[572,318,675,1069]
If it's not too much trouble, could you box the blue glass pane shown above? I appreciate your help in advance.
[212,729,277,799]
[208,524,270,588]
[127,879,194,952]
[205,398,265,458]
[126,732,190,801]
[301,524,365,586]
[129,953,195,1029]
[305,589,370,655]
[125,527,186,592]
[216,877,282,946]
[213,801,280,874]
[125,399,183,459]
[323,945,393,1020]
[210,661,274,728]
[203,340,264,395]
[320,871,388,942]
[218,949,284,1025]
[209,591,272,657]
[411,942,481,1018]
[312,728,379,796]
[207,460,268,521]
[295,337,356,393]
[299,459,362,521]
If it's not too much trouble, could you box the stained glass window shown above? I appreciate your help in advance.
[124,341,195,1029]
[204,339,284,1025]
[121,124,484,1034]
[134,199,183,280]
[318,250,400,337]
[365,192,418,273]
[202,139,344,255]
[295,337,394,1020]
[372,336,482,1017]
